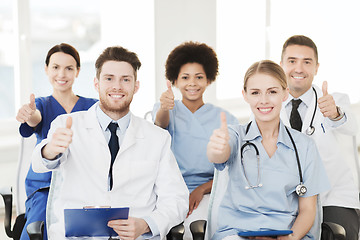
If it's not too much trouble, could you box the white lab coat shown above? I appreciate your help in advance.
[281,84,360,209]
[32,103,189,240]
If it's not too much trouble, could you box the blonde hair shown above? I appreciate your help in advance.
[244,60,287,91]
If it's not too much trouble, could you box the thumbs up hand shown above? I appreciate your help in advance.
[159,80,175,111]
[207,112,231,163]
[42,116,73,160]
[16,94,38,124]
[318,81,339,119]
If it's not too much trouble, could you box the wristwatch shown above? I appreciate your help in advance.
[331,106,345,121]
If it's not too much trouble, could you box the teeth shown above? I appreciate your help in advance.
[110,94,123,99]
[293,76,304,79]
[259,108,272,112]
[57,80,66,84]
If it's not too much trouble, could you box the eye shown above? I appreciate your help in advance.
[66,67,74,71]
[269,90,277,94]
[123,78,130,82]
[196,76,204,80]
[52,66,58,70]
[251,91,259,95]
[181,76,188,80]
[305,61,311,65]
[289,60,295,64]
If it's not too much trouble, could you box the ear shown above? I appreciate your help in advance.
[134,80,140,94]
[75,67,80,78]
[315,62,320,75]
[94,77,99,93]
[242,89,248,103]
[45,65,49,76]
[283,87,290,102]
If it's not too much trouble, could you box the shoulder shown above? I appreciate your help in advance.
[131,114,170,138]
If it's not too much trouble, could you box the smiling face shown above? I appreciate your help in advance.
[174,62,209,108]
[45,52,79,93]
[281,45,319,98]
[94,60,139,120]
[243,73,289,124]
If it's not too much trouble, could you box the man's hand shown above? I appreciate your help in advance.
[41,116,73,160]
[207,112,230,163]
[16,93,37,123]
[159,80,175,111]
[108,217,150,240]
[318,81,339,119]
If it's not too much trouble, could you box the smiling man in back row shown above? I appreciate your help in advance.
[280,35,359,240]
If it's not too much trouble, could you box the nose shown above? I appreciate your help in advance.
[58,68,66,78]
[259,93,269,103]
[294,61,304,73]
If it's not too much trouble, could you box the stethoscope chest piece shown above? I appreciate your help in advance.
[295,183,307,196]
[306,126,315,136]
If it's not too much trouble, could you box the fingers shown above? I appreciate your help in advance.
[29,93,36,110]
[166,80,172,91]
[220,112,228,132]
[66,116,72,129]
[160,80,175,111]
[318,81,338,118]
[322,81,328,96]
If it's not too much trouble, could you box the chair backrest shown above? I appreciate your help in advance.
[205,167,323,240]
[15,135,36,215]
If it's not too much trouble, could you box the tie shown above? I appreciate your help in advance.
[290,99,303,132]
[108,122,119,190]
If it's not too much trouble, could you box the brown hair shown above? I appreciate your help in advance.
[281,35,318,63]
[95,46,141,80]
[45,43,80,68]
[244,60,287,91]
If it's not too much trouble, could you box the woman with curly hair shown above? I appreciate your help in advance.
[153,41,239,239]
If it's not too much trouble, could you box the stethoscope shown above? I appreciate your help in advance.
[240,121,307,196]
[305,87,317,136]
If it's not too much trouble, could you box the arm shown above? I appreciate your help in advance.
[16,93,42,127]
[207,112,231,164]
[154,80,174,128]
[188,180,213,217]
[279,195,317,240]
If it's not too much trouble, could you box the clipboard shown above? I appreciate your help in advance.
[64,207,129,237]
[238,230,293,238]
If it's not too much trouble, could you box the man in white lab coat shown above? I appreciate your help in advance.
[31,46,189,239]
[280,35,359,240]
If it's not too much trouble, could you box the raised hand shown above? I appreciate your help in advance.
[318,81,338,119]
[42,116,73,160]
[207,112,230,163]
[159,80,175,111]
[16,93,37,123]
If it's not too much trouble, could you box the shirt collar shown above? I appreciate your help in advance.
[96,104,131,133]
[244,120,294,150]
[285,86,314,109]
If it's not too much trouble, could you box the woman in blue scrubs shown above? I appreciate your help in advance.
[207,60,330,240]
[153,41,239,239]
[15,43,97,240]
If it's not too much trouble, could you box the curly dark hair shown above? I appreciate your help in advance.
[165,41,219,84]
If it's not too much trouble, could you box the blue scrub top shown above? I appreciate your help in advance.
[19,95,98,197]
[153,100,239,192]
[213,120,330,240]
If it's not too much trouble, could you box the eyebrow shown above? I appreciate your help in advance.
[248,87,280,91]
[102,74,133,78]
[51,63,76,68]
[287,56,314,61]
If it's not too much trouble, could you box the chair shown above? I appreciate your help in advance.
[0,135,37,240]
[190,166,346,240]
